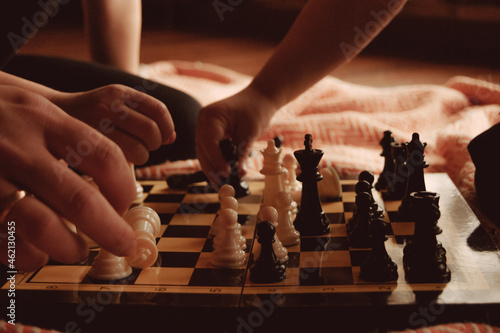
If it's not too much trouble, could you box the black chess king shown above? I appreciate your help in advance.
[293,134,331,236]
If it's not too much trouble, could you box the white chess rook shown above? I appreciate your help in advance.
[123,205,161,269]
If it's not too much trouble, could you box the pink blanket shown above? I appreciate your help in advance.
[137,60,500,245]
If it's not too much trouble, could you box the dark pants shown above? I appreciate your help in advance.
[3,54,201,166]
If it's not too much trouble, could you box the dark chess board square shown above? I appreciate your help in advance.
[187,185,217,194]
[238,214,251,225]
[158,213,174,225]
[349,250,371,266]
[300,237,349,251]
[157,252,200,268]
[177,202,220,214]
[189,268,246,287]
[326,212,345,224]
[299,267,354,286]
[46,251,100,266]
[342,184,356,192]
[141,185,154,193]
[286,252,301,268]
[162,225,211,238]
[387,211,400,222]
[144,193,185,203]
[343,202,357,212]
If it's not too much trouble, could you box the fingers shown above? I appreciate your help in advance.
[120,87,176,146]
[195,106,230,186]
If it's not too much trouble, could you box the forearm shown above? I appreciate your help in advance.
[250,0,407,109]
[82,0,142,74]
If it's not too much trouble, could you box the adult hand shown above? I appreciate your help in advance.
[196,85,277,186]
[51,84,176,165]
[0,86,137,271]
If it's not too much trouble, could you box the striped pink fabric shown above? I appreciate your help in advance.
[137,61,500,245]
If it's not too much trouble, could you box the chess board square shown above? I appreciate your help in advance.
[136,267,194,286]
[157,252,200,267]
[343,202,357,212]
[300,251,351,268]
[391,222,415,236]
[30,266,90,283]
[143,202,180,214]
[187,184,216,194]
[286,252,301,268]
[183,192,219,204]
[300,237,349,251]
[342,184,356,192]
[349,250,371,266]
[169,213,216,226]
[238,203,261,215]
[144,193,185,203]
[141,185,154,193]
[46,251,99,266]
[157,238,206,252]
[322,202,344,214]
[325,212,345,224]
[158,213,174,225]
[238,194,263,204]
[342,191,356,203]
[177,202,219,214]
[189,268,246,287]
[328,224,348,237]
[299,267,353,286]
[162,225,211,238]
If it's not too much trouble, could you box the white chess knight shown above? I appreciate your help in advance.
[275,191,301,246]
[257,206,288,263]
[211,208,247,268]
[260,139,284,211]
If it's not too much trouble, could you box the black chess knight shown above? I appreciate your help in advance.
[293,134,331,236]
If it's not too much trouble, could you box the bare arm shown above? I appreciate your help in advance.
[82,0,142,74]
[250,0,407,109]
[197,0,407,185]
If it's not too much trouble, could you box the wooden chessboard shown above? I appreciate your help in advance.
[2,173,500,332]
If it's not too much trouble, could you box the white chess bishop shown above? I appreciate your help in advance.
[260,139,284,211]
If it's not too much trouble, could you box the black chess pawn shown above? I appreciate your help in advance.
[375,130,396,191]
[398,133,429,221]
[355,179,383,220]
[219,138,250,198]
[382,142,407,200]
[403,191,451,283]
[250,221,287,283]
[293,134,331,236]
[359,216,398,282]
[347,191,374,248]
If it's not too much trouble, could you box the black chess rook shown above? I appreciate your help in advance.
[293,134,331,236]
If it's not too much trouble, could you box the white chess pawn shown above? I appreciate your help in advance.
[210,185,239,237]
[211,196,246,250]
[259,206,288,263]
[211,208,247,268]
[282,153,301,203]
[88,249,132,281]
[275,191,301,246]
[123,205,161,269]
